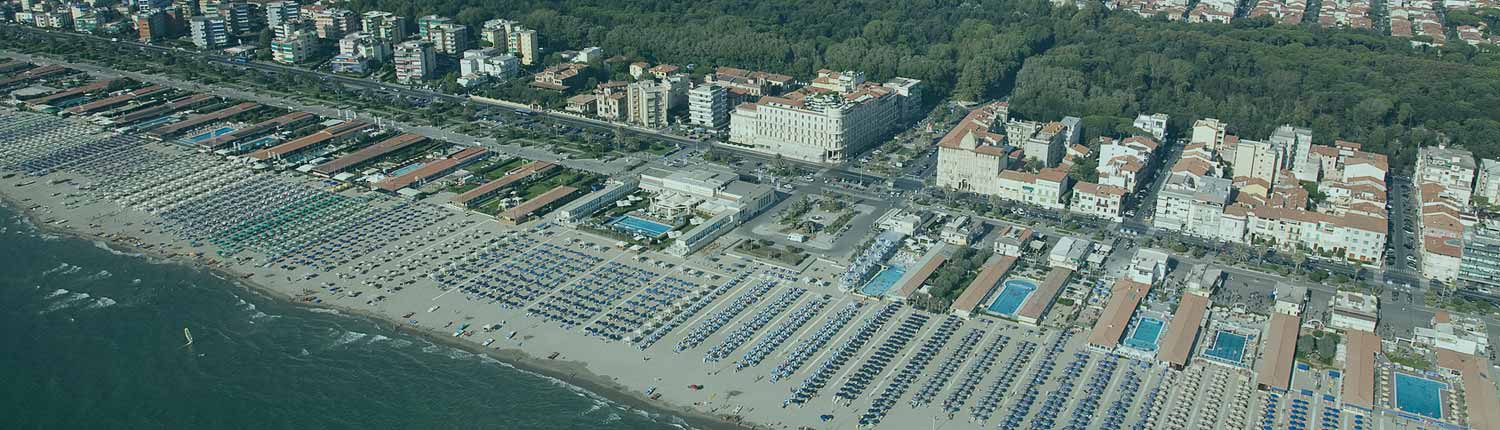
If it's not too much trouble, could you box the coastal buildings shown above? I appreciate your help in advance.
[1416,145,1476,283]
[1458,223,1500,301]
[1328,290,1379,332]
[481,20,540,66]
[270,28,317,65]
[531,63,587,91]
[393,40,435,84]
[457,48,519,87]
[331,32,391,74]
[935,102,1009,197]
[427,23,469,55]
[638,166,774,256]
[1132,112,1169,141]
[134,9,169,42]
[627,78,681,129]
[726,70,921,165]
[188,16,229,49]
[688,84,728,133]
[995,169,1073,210]
[1419,146,1478,208]
[312,7,355,40]
[360,11,406,42]
[1153,173,1233,239]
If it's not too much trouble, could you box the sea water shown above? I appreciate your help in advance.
[0,204,687,430]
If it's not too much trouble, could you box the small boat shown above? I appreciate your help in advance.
[644,385,656,396]
[483,338,495,347]
[427,306,440,313]
[547,352,560,359]
[402,312,414,318]
[650,393,661,400]
[182,327,194,346]
[506,331,517,339]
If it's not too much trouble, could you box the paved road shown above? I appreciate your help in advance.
[4,25,909,194]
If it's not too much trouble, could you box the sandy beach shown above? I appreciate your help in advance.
[0,177,752,430]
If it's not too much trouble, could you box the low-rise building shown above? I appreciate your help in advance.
[331,32,391,74]
[940,215,980,246]
[1070,182,1127,221]
[1328,290,1379,332]
[639,166,775,256]
[1049,236,1093,270]
[530,63,587,91]
[1132,112,1169,141]
[992,225,1035,257]
[1128,248,1171,285]
[1154,174,1233,239]
[457,48,519,87]
[556,178,639,226]
[995,169,1072,210]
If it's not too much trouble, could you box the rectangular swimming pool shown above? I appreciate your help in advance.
[189,126,236,143]
[986,279,1037,315]
[859,265,906,297]
[1393,372,1446,420]
[1123,317,1165,351]
[610,215,673,238]
[1203,330,1248,365]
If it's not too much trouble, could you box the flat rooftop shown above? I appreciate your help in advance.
[453,161,556,206]
[1341,330,1379,410]
[1158,291,1210,368]
[376,147,487,192]
[68,85,167,115]
[949,254,1017,315]
[146,101,259,138]
[1017,267,1072,321]
[249,120,370,161]
[1087,279,1152,349]
[893,254,946,299]
[501,186,579,222]
[310,133,426,175]
[1437,348,1500,430]
[1255,312,1301,391]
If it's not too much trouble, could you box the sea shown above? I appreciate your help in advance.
[0,204,689,430]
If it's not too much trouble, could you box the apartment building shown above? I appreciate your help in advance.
[393,40,435,84]
[726,70,920,164]
[705,66,794,98]
[509,28,539,65]
[689,84,729,133]
[996,169,1073,210]
[1231,138,1283,196]
[134,9,169,42]
[1097,136,1159,193]
[1270,125,1317,182]
[1132,113,1169,141]
[428,23,469,55]
[1417,146,1477,208]
[188,16,229,49]
[331,32,391,74]
[1191,118,1229,155]
[264,1,299,36]
[416,15,451,40]
[1154,173,1234,239]
[360,11,406,42]
[456,48,519,87]
[1005,120,1066,168]
[313,7,355,40]
[1473,159,1500,207]
[270,28,317,65]
[1071,182,1129,221]
[627,79,674,129]
[1459,223,1500,302]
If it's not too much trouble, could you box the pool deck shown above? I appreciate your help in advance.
[1016,266,1071,324]
[1086,278,1151,350]
[891,249,945,300]
[949,254,1017,317]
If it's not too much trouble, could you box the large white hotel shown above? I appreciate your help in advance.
[726,70,921,165]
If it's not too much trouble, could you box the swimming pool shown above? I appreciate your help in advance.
[1123,317,1165,351]
[1393,372,1446,420]
[1203,330,1248,365]
[390,162,426,177]
[859,265,906,297]
[241,136,279,150]
[189,126,236,143]
[986,279,1038,315]
[610,215,673,238]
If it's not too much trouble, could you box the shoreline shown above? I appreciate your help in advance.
[0,192,749,430]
